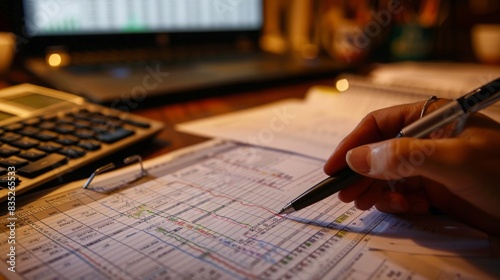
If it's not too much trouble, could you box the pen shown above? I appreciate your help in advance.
[278,77,500,215]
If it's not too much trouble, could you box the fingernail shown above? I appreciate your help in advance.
[346,146,371,174]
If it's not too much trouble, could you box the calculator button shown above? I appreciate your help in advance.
[23,118,41,126]
[58,146,86,158]
[37,142,63,153]
[55,135,79,146]
[54,124,76,134]
[17,154,68,178]
[0,132,22,143]
[0,145,20,157]
[90,116,111,124]
[73,119,92,128]
[73,128,96,139]
[18,149,47,161]
[57,116,76,124]
[33,130,58,141]
[41,115,58,122]
[18,126,41,137]
[72,112,93,121]
[11,137,40,149]
[77,140,101,151]
[100,119,123,128]
[0,156,29,168]
[38,121,57,130]
[96,128,134,143]
[3,123,24,131]
[92,124,112,133]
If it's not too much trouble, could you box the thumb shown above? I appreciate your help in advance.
[345,138,445,181]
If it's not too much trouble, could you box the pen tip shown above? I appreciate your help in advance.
[277,206,295,215]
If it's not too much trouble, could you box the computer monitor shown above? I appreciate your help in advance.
[12,0,263,55]
[23,0,262,36]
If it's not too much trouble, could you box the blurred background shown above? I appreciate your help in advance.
[258,0,500,64]
[0,0,499,94]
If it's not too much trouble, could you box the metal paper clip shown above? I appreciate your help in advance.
[83,155,148,193]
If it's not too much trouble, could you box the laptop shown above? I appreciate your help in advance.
[11,0,344,104]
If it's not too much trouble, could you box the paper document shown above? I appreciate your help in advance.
[1,140,496,279]
[368,62,500,99]
[176,86,425,159]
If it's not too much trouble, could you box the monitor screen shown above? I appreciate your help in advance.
[23,0,263,37]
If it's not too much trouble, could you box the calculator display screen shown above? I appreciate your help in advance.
[9,93,67,109]
[0,111,14,121]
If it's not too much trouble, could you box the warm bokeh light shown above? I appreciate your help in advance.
[335,78,349,92]
[46,52,70,67]
[47,53,62,67]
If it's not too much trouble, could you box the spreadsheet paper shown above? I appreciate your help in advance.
[0,141,494,279]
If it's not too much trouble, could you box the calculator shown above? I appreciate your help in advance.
[0,84,164,202]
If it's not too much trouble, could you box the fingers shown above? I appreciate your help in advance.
[340,178,430,214]
[352,180,387,210]
[337,177,375,203]
[341,111,500,189]
[345,137,464,185]
[324,99,449,176]
[324,113,383,175]
[375,191,429,214]
[374,192,409,213]
[323,98,500,229]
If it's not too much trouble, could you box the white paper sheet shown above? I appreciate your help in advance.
[176,86,426,160]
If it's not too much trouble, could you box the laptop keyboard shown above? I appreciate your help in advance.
[65,44,259,67]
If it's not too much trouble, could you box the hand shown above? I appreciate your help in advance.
[324,100,500,235]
